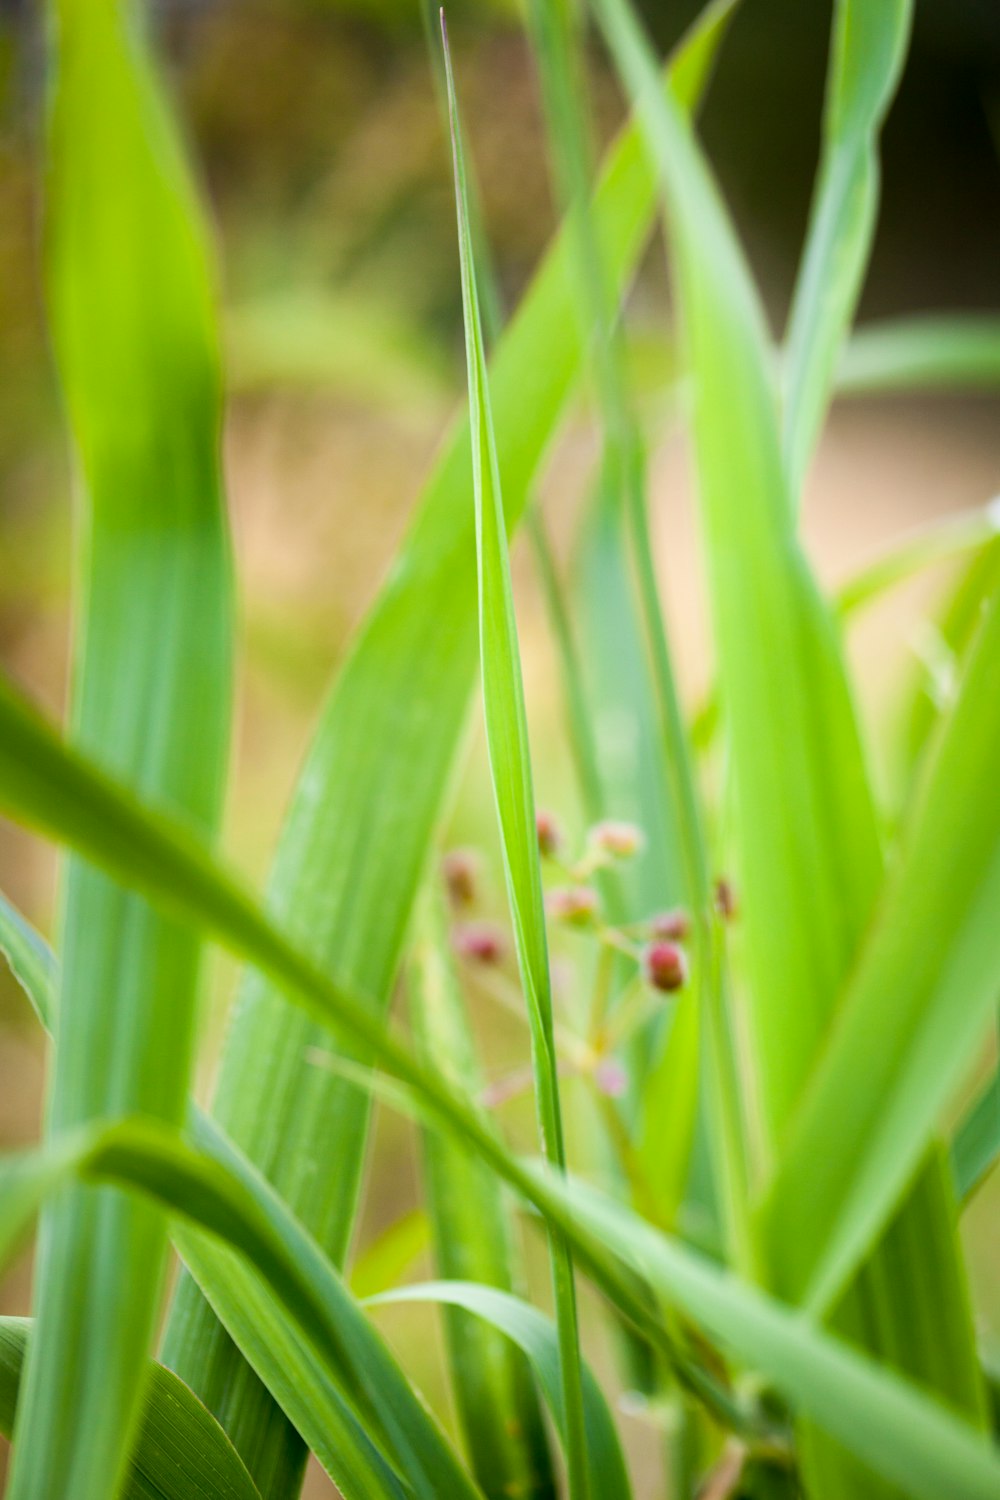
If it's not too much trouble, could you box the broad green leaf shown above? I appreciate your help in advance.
[782,0,913,495]
[442,20,589,1496]
[762,586,1000,1314]
[158,12,735,1489]
[533,1169,1000,1500]
[0,889,54,1032]
[409,891,555,1499]
[0,1319,261,1500]
[837,316,1000,396]
[369,1281,631,1498]
[10,0,233,1494]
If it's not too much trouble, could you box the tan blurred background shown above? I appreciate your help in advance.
[1,1,999,1493]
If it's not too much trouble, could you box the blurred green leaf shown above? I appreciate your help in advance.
[0,1110,482,1500]
[0,890,54,1032]
[782,0,913,494]
[534,1169,1000,1500]
[370,1280,632,1498]
[762,585,1000,1315]
[442,19,589,1494]
[10,0,233,1492]
[951,1062,1000,1201]
[593,0,881,1150]
[409,892,556,1499]
[0,1319,262,1500]
[837,316,1000,395]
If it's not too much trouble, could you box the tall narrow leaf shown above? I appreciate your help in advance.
[782,0,913,495]
[441,18,589,1495]
[9,0,232,1494]
[409,891,555,1498]
[762,585,1000,1313]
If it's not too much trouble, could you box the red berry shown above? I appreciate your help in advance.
[536,810,563,858]
[587,819,644,859]
[642,940,688,993]
[442,848,479,906]
[545,885,599,927]
[452,921,505,965]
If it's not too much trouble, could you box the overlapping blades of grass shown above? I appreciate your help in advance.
[534,1169,1000,1500]
[370,1281,631,1497]
[0,1319,261,1500]
[0,1108,484,1500]
[0,675,760,1441]
[9,0,233,1495]
[782,0,912,495]
[159,13,728,1492]
[409,891,555,1499]
[592,4,986,1496]
[761,583,1000,1312]
[592,0,881,1147]
[442,17,589,1495]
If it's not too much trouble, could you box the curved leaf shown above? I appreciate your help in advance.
[369,1281,631,1499]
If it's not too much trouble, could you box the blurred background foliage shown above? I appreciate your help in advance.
[1,2,1000,1491]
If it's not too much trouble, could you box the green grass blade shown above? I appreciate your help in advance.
[370,1281,632,1498]
[782,0,913,494]
[534,1169,1000,1500]
[0,1319,261,1500]
[409,891,556,1499]
[835,500,1000,617]
[0,889,55,1032]
[441,19,589,1496]
[592,0,881,1148]
[837,315,1000,395]
[10,0,233,1493]
[762,583,1000,1312]
[951,1062,1000,1202]
[157,19,731,1489]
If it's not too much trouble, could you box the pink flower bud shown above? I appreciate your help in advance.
[545,885,599,928]
[594,1057,629,1098]
[452,921,505,965]
[442,848,479,906]
[714,877,738,921]
[642,940,688,993]
[535,809,563,858]
[587,820,644,859]
[650,907,691,942]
